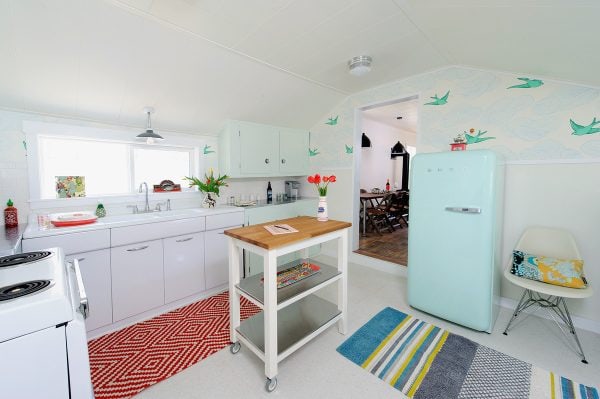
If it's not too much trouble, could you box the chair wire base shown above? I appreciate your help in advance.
[503,289,588,364]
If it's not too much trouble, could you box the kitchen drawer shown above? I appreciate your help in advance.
[111,217,205,246]
[205,212,244,230]
[22,229,110,255]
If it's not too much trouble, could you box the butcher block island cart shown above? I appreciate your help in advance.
[224,216,351,392]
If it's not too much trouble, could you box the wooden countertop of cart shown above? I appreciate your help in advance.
[224,216,352,250]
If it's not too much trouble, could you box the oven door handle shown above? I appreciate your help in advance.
[72,258,89,319]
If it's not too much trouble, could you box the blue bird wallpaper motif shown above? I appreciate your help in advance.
[325,116,338,125]
[345,144,353,154]
[464,129,495,144]
[309,148,320,157]
[570,118,600,136]
[424,90,450,106]
[203,144,215,154]
[507,77,544,89]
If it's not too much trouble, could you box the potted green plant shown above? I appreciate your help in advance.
[184,169,229,208]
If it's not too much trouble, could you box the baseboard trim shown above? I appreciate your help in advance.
[498,296,600,335]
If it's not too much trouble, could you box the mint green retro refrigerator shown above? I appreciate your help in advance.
[407,150,504,333]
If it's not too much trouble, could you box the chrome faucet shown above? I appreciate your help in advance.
[139,182,150,212]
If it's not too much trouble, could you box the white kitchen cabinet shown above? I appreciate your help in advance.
[66,249,112,332]
[204,229,230,290]
[111,239,164,322]
[219,120,309,178]
[163,232,205,304]
[279,127,309,175]
[23,230,113,333]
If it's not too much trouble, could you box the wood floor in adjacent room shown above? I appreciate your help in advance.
[354,225,409,266]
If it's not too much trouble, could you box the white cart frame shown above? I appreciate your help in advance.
[228,227,348,391]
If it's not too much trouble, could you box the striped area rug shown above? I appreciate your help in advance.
[337,307,598,399]
[88,291,260,399]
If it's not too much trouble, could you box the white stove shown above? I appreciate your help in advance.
[0,248,94,398]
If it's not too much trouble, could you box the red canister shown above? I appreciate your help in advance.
[4,199,18,228]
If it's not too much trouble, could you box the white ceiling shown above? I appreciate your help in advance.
[0,0,598,135]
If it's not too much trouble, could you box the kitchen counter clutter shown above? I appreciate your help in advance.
[23,206,243,239]
[22,206,244,338]
[225,216,351,392]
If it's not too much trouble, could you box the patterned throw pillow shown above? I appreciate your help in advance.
[511,250,588,289]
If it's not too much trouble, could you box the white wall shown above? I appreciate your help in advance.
[360,116,415,191]
[307,66,600,324]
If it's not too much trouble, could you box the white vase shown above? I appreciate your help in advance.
[317,196,328,221]
[202,192,217,208]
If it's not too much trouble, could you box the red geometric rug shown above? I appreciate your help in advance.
[88,291,260,399]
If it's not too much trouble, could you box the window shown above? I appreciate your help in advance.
[133,147,191,189]
[37,136,193,199]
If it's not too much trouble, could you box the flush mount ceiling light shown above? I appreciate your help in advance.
[348,55,372,77]
[136,107,164,144]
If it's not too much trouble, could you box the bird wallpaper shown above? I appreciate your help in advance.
[309,66,600,169]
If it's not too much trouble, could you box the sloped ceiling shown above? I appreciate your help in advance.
[0,0,598,135]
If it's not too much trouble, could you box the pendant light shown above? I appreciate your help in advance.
[361,132,372,148]
[136,107,164,144]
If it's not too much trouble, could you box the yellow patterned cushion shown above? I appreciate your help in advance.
[511,250,587,289]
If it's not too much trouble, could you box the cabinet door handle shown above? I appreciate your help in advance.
[126,245,149,252]
[176,237,193,242]
[76,257,86,262]
[265,158,270,164]
[281,158,286,164]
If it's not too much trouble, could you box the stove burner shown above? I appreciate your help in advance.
[0,280,52,301]
[0,251,52,268]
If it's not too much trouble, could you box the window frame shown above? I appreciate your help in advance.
[24,120,209,210]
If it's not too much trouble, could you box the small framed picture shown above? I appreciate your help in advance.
[56,176,86,198]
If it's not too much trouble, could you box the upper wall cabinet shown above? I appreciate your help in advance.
[219,120,309,178]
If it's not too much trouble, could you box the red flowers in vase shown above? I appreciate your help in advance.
[307,174,336,196]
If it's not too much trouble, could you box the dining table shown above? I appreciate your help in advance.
[359,192,386,236]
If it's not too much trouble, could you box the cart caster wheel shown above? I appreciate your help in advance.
[230,342,241,354]
[265,377,277,392]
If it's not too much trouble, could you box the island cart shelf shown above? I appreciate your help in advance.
[224,216,351,392]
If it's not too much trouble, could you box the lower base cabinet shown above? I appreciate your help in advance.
[111,239,165,322]
[66,249,112,332]
[204,229,229,290]
[163,232,205,304]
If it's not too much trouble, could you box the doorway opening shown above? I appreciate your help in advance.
[351,95,419,266]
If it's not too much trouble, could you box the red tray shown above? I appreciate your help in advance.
[50,212,98,227]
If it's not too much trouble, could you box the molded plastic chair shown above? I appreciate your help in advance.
[503,226,593,363]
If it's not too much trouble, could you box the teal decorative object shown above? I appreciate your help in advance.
[325,116,338,125]
[203,144,215,154]
[465,129,495,144]
[95,203,106,218]
[424,90,449,106]
[345,144,353,154]
[507,77,544,89]
[570,118,600,136]
[309,148,320,156]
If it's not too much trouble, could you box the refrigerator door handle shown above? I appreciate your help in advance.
[445,206,481,214]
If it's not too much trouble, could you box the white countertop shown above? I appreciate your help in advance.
[23,206,244,239]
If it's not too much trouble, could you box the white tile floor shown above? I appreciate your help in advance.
[135,258,600,398]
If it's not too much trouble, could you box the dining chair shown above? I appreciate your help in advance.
[366,193,395,234]
[503,226,593,363]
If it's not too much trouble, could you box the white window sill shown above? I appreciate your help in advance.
[29,190,202,210]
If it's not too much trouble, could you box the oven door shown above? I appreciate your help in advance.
[0,325,70,398]
[66,258,95,399]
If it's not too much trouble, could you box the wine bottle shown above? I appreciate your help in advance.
[267,181,273,203]
[385,179,390,192]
